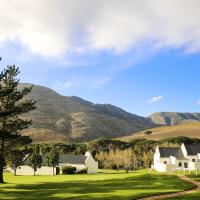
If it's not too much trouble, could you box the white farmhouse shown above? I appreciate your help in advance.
[9,151,98,175]
[154,143,200,172]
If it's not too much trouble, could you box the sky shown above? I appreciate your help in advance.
[1,0,200,116]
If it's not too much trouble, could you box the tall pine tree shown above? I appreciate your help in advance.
[0,66,36,183]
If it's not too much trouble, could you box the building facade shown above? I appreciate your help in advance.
[9,151,98,175]
[154,143,200,172]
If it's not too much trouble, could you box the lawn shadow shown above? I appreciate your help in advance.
[0,174,193,200]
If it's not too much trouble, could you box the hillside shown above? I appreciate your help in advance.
[149,112,200,125]
[20,83,154,143]
[119,121,200,141]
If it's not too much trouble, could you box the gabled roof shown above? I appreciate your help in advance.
[23,154,87,166]
[184,144,200,155]
[158,147,186,159]
[59,154,87,165]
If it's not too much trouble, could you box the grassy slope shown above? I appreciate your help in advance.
[0,170,193,200]
[119,122,200,141]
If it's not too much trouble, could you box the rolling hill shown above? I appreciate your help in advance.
[20,83,154,143]
[119,121,200,141]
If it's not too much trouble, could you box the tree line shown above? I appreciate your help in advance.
[8,145,59,176]
[31,136,200,173]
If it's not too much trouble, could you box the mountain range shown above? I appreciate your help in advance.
[20,84,200,143]
[21,84,154,143]
[148,112,200,125]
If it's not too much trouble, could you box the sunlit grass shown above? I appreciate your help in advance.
[0,170,194,200]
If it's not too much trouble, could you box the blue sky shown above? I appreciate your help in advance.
[1,0,200,116]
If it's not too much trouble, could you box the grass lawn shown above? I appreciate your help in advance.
[0,170,194,200]
[164,191,200,200]
[164,173,200,200]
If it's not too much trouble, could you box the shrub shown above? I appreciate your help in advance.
[76,168,87,174]
[144,130,152,135]
[62,166,76,174]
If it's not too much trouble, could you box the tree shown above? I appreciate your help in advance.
[28,147,42,176]
[144,130,152,135]
[0,66,36,183]
[96,148,137,172]
[7,148,25,176]
[116,149,135,173]
[46,147,59,175]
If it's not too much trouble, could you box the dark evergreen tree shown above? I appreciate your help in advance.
[0,66,36,183]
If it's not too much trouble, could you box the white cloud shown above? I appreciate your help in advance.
[148,96,163,103]
[1,0,200,57]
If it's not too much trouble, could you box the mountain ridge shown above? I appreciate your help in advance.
[19,84,200,143]
[21,83,154,143]
[148,112,200,125]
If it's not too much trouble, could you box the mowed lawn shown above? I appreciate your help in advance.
[164,173,200,200]
[0,170,194,200]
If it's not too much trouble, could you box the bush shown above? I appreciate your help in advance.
[76,168,87,174]
[144,130,152,135]
[62,166,76,174]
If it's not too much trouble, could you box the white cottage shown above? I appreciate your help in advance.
[9,151,98,175]
[154,143,200,172]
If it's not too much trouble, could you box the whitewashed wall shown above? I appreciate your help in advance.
[85,154,98,174]
[15,166,54,175]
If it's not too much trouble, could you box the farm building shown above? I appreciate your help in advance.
[8,151,98,175]
[154,143,200,172]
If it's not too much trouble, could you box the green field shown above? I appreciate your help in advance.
[164,173,200,200]
[0,170,194,200]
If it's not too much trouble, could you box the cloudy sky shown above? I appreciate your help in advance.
[1,0,200,116]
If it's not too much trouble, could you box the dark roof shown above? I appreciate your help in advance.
[59,154,87,165]
[159,147,186,159]
[23,154,87,166]
[184,144,200,155]
[23,154,49,166]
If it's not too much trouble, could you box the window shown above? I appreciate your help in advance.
[192,159,196,162]
[184,162,188,168]
[178,162,182,167]
[163,161,167,164]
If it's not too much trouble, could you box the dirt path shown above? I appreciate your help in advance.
[138,174,200,200]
